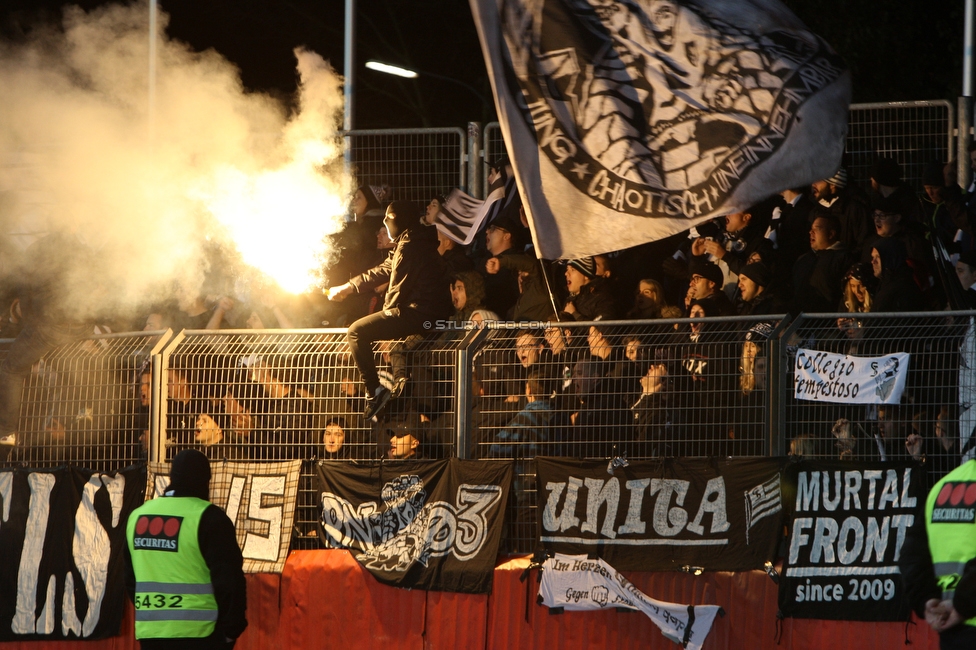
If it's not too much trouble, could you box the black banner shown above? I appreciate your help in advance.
[778,460,920,621]
[315,459,512,594]
[536,458,786,571]
[0,464,146,641]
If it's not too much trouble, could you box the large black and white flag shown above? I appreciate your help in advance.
[0,465,146,641]
[537,457,786,571]
[778,460,920,621]
[316,459,512,593]
[470,0,851,259]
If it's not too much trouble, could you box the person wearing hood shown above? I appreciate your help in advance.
[327,184,392,325]
[326,201,452,420]
[125,449,247,650]
[870,237,925,312]
[919,160,970,253]
[449,270,487,323]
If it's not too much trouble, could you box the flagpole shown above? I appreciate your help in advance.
[539,258,562,321]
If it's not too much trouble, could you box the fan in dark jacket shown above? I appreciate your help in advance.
[870,237,925,313]
[326,201,452,419]
[559,257,617,321]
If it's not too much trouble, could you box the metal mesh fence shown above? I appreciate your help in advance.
[780,312,971,487]
[4,310,976,554]
[159,329,462,549]
[484,100,955,198]
[482,122,505,196]
[0,331,169,473]
[345,128,466,202]
[846,101,954,190]
[471,317,783,553]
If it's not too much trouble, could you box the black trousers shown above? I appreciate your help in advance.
[940,623,976,650]
[346,307,430,394]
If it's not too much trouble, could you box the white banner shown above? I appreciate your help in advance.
[539,553,722,650]
[148,460,301,574]
[793,349,909,404]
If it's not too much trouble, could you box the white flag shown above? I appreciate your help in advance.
[470,0,851,259]
[435,175,513,245]
[539,554,722,650]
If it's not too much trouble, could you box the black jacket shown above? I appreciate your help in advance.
[350,225,452,319]
[791,245,851,314]
[496,253,557,321]
[564,278,617,321]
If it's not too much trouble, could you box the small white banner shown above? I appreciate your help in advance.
[793,349,909,404]
[149,460,301,574]
[538,554,722,650]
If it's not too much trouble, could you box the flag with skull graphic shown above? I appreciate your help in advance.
[470,0,851,259]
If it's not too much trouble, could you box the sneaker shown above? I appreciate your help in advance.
[364,386,392,420]
[391,376,409,399]
[0,432,16,447]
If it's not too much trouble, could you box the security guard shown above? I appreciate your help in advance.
[900,458,976,649]
[126,450,247,649]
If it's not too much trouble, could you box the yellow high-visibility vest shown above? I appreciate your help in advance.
[126,496,218,639]
[925,460,976,628]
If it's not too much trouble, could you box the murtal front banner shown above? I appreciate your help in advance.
[778,460,920,621]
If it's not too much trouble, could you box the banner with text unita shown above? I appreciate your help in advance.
[537,458,786,572]
[793,349,909,404]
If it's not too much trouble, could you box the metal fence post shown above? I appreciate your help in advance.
[959,96,972,189]
[154,331,184,464]
[455,327,489,459]
[467,122,482,198]
[765,317,790,457]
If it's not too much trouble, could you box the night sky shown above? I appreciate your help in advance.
[0,0,968,129]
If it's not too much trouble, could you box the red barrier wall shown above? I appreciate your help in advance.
[0,551,940,650]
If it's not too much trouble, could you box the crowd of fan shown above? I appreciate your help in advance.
[3,152,976,479]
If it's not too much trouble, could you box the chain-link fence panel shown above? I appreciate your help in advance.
[846,100,954,191]
[469,316,784,553]
[344,128,466,202]
[159,328,464,549]
[780,312,971,487]
[486,100,955,198]
[0,330,170,473]
[482,122,505,197]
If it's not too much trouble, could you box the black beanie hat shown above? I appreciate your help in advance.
[168,449,211,500]
[870,157,901,187]
[384,200,422,239]
[739,262,772,288]
[690,259,724,287]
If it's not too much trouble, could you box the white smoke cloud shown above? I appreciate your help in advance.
[0,1,351,317]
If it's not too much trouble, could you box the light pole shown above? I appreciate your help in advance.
[364,60,490,107]
[343,0,355,173]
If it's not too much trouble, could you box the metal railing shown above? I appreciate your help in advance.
[342,127,467,201]
[483,99,956,198]
[7,311,973,551]
[846,100,954,190]
[0,330,171,473]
